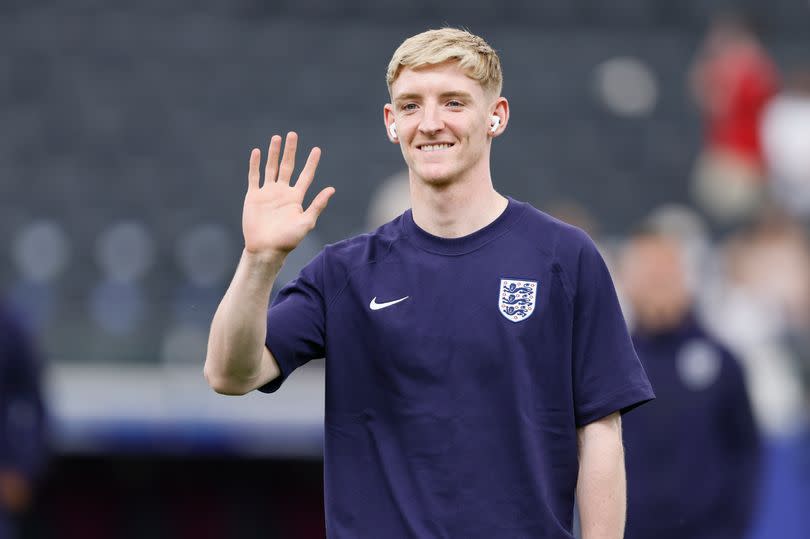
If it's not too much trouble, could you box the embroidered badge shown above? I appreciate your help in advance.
[499,279,538,322]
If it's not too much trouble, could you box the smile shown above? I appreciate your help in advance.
[418,143,455,152]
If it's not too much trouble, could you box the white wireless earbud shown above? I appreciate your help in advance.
[490,115,501,133]
[389,123,398,140]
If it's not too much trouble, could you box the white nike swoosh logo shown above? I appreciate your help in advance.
[369,296,410,311]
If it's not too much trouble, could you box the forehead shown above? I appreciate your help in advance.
[628,236,681,266]
[390,61,484,99]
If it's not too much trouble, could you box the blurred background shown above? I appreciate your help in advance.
[1,0,809,537]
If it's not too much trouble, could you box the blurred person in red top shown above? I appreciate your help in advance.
[690,12,779,224]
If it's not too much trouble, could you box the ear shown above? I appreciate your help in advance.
[488,97,510,138]
[383,104,398,144]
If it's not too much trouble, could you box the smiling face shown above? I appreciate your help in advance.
[384,61,507,188]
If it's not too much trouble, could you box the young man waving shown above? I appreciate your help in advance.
[205,28,654,539]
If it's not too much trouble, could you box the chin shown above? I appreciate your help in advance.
[416,174,456,189]
[413,164,463,187]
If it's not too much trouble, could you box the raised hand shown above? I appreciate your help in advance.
[242,132,335,258]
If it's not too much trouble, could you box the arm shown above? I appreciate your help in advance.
[576,411,626,539]
[204,132,334,395]
[204,250,284,395]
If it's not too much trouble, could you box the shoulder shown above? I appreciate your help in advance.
[515,201,603,279]
[503,201,604,304]
[322,215,403,266]
[306,214,405,294]
[509,200,595,258]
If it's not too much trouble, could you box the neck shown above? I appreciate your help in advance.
[409,166,508,238]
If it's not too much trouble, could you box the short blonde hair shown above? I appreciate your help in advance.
[386,28,503,97]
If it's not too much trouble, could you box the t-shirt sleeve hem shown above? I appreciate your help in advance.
[575,384,655,428]
[256,339,298,394]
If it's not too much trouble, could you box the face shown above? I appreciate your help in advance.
[620,235,691,332]
[384,61,507,187]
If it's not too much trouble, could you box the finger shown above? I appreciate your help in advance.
[248,148,261,190]
[264,135,282,185]
[294,147,322,195]
[303,186,335,224]
[277,131,298,185]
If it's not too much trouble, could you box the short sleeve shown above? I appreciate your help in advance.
[571,238,654,427]
[258,252,327,393]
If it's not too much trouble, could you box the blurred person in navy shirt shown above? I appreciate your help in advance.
[0,301,47,538]
[619,226,761,539]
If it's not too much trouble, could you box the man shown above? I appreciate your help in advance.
[0,301,48,538]
[205,28,654,538]
[619,227,761,539]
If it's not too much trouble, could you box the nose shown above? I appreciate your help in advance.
[418,105,444,135]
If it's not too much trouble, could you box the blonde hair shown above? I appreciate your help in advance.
[386,28,503,97]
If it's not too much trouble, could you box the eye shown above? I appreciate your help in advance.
[401,103,418,112]
[447,100,464,108]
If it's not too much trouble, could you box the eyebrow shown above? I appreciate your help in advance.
[393,91,475,104]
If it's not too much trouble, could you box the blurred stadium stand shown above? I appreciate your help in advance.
[2,1,808,362]
[1,2,809,536]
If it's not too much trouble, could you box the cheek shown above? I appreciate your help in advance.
[399,144,415,164]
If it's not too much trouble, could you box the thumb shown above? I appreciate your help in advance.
[304,186,335,224]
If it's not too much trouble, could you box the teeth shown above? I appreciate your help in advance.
[421,144,452,152]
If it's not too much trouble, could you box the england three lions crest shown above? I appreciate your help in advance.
[499,279,538,322]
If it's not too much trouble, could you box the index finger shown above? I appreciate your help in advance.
[293,147,322,195]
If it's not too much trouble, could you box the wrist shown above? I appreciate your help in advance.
[241,248,286,276]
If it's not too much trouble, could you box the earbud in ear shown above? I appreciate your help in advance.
[389,123,398,140]
[490,115,501,133]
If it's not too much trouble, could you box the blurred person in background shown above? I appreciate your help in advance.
[689,12,779,225]
[0,300,47,538]
[365,169,411,231]
[761,68,810,221]
[707,208,810,436]
[619,226,761,539]
[205,27,654,539]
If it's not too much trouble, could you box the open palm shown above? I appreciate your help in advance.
[242,132,335,257]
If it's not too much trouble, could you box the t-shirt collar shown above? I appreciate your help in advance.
[401,196,526,255]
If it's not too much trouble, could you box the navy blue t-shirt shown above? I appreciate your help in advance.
[263,198,654,538]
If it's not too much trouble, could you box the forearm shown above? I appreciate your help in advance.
[204,249,284,394]
[576,412,626,539]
